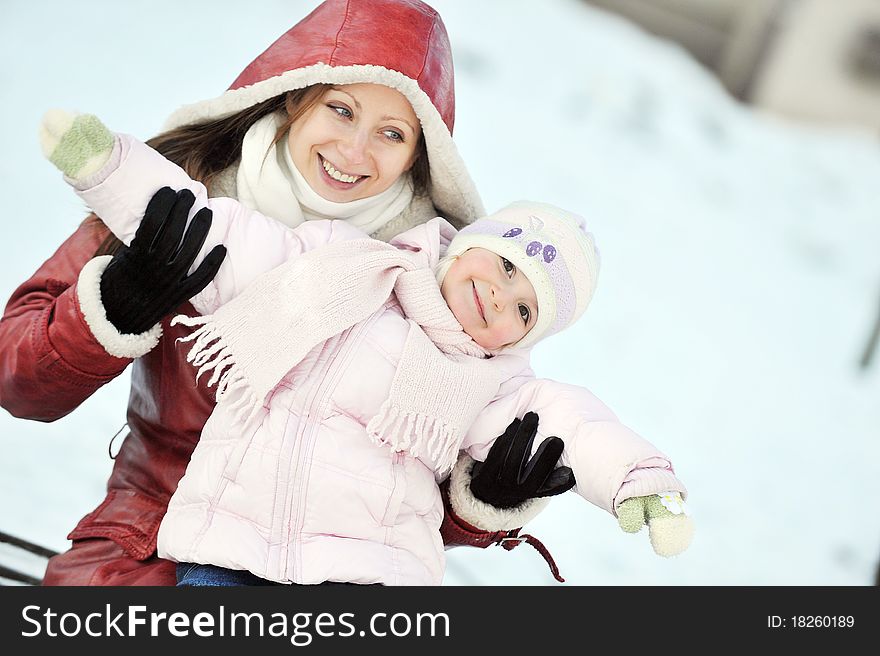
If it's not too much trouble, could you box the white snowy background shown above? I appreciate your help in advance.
[1,0,879,586]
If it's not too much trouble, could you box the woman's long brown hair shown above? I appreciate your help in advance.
[89,84,431,256]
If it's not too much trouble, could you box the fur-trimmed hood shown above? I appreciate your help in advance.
[162,0,483,229]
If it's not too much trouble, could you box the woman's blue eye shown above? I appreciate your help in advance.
[519,304,530,324]
[383,129,405,143]
[329,104,352,119]
[501,257,515,275]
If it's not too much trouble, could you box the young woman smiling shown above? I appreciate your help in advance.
[1,0,571,585]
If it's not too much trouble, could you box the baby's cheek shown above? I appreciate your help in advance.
[495,324,526,350]
[474,330,504,351]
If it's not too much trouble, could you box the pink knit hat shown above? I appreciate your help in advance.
[445,201,600,349]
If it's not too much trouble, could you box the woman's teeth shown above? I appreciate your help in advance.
[322,159,362,184]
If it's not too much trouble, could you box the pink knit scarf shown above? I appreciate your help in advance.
[172,237,524,474]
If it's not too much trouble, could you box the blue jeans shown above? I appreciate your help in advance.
[176,563,281,586]
[175,562,379,586]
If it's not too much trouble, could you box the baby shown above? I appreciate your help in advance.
[41,111,693,586]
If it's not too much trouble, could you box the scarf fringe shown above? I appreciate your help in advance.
[171,314,262,424]
[367,404,461,475]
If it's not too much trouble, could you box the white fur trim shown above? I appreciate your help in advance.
[162,64,484,226]
[447,453,550,531]
[76,256,162,359]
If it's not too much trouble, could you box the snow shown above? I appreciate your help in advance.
[1,0,879,585]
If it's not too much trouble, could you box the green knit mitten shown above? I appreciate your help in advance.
[39,109,114,181]
[617,491,694,557]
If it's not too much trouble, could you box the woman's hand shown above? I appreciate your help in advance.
[100,186,227,334]
[469,411,575,509]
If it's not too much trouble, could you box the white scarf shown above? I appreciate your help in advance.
[235,113,414,235]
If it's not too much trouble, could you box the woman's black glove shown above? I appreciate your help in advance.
[100,186,227,334]
[469,411,575,509]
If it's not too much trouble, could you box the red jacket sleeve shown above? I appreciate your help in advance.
[0,217,131,421]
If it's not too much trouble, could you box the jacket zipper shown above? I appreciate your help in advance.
[280,311,383,581]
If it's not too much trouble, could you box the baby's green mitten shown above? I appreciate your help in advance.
[39,110,114,181]
[617,491,694,557]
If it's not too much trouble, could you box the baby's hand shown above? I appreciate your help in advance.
[40,110,114,181]
[617,491,694,557]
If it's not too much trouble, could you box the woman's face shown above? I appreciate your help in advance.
[288,83,421,202]
[440,248,538,351]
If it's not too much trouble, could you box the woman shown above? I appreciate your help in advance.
[0,0,570,585]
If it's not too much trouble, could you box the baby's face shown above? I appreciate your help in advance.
[440,248,538,350]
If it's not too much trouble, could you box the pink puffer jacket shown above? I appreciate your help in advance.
[72,137,687,585]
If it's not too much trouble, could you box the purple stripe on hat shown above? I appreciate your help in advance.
[458,219,575,335]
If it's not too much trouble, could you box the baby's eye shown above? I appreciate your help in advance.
[328,104,352,119]
[518,304,531,325]
[501,257,515,275]
[383,129,405,143]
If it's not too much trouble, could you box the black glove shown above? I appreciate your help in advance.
[100,186,227,334]
[469,411,575,509]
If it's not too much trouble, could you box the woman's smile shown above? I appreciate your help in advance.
[318,154,367,189]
